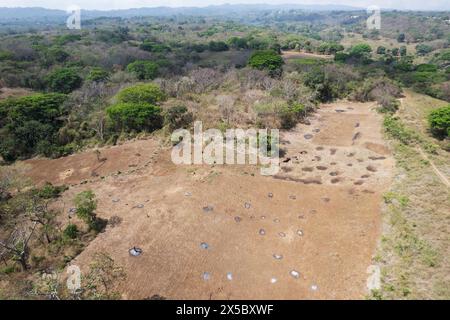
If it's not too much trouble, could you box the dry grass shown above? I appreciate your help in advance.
[373,92,450,300]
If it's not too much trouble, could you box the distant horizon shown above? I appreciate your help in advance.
[0,1,449,11]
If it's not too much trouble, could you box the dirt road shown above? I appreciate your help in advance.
[22,101,394,299]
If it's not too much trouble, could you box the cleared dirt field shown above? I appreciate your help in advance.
[282,50,333,60]
[20,101,394,300]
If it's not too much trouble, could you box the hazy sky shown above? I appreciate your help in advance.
[0,0,449,11]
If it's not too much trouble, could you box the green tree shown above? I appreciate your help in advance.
[349,43,372,57]
[87,67,109,82]
[74,190,98,231]
[376,46,386,54]
[0,93,67,161]
[46,68,82,93]
[248,50,284,74]
[126,61,159,80]
[416,44,433,56]
[208,41,229,52]
[428,105,450,139]
[107,103,162,132]
[400,46,407,57]
[116,83,166,105]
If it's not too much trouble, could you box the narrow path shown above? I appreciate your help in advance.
[398,97,450,188]
[416,147,450,188]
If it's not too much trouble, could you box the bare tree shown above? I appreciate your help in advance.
[0,222,37,271]
[27,197,57,244]
[216,95,236,124]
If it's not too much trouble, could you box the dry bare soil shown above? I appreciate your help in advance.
[21,101,394,299]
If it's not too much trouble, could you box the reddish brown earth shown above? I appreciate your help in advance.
[19,101,394,300]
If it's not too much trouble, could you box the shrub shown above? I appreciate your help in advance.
[34,182,68,199]
[63,224,79,239]
[0,93,67,161]
[107,103,162,132]
[46,68,82,93]
[376,46,386,54]
[74,190,98,231]
[428,105,450,139]
[44,46,69,65]
[384,116,418,144]
[116,83,166,105]
[87,67,109,82]
[208,41,229,52]
[140,41,171,53]
[126,61,158,80]
[164,105,194,130]
[416,44,433,56]
[349,43,372,57]
[248,50,284,74]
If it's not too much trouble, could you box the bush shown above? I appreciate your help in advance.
[116,83,166,105]
[87,67,109,82]
[34,182,68,199]
[384,116,418,144]
[416,44,433,56]
[44,46,69,65]
[0,93,67,161]
[74,190,99,231]
[208,41,229,52]
[349,43,372,57]
[63,224,79,239]
[428,105,450,139]
[126,61,158,80]
[46,68,82,93]
[164,105,194,130]
[140,41,171,53]
[107,103,162,132]
[248,50,284,75]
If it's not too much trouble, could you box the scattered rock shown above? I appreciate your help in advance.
[297,230,304,236]
[268,193,274,198]
[352,132,362,142]
[273,254,283,260]
[316,166,328,171]
[304,134,314,140]
[203,206,214,213]
[259,229,266,236]
[202,272,211,281]
[366,165,377,172]
[200,242,210,250]
[244,202,251,209]
[290,270,301,279]
[227,273,233,281]
[369,156,386,161]
[234,216,242,223]
[129,247,143,257]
